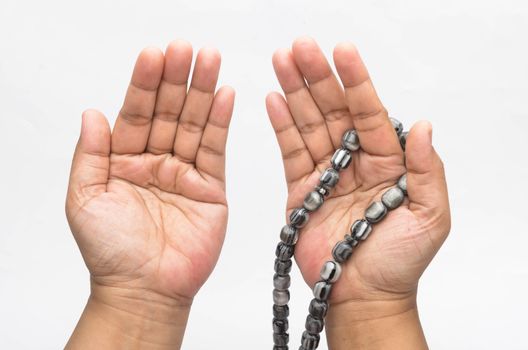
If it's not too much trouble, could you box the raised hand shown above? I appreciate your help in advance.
[65,41,234,349]
[266,37,450,347]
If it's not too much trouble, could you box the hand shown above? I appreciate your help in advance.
[266,38,450,313]
[66,40,234,318]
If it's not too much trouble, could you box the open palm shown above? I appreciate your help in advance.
[66,41,235,303]
[266,38,451,305]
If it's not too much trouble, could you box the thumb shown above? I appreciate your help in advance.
[66,109,111,216]
[405,121,450,230]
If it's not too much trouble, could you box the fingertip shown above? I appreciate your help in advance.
[216,86,236,111]
[81,109,108,127]
[166,39,193,55]
[415,120,433,135]
[406,120,449,220]
[333,43,369,88]
[197,46,221,66]
[272,49,305,93]
[272,48,292,68]
[291,37,333,83]
[191,47,222,92]
[292,36,317,52]
[133,47,165,90]
[406,120,435,175]
[217,85,236,102]
[209,86,235,127]
[165,40,193,66]
[80,109,111,155]
[333,42,359,62]
[81,108,98,121]
[265,92,283,112]
[407,120,433,149]
[163,41,193,85]
[266,92,292,132]
[265,91,278,102]
[138,46,165,68]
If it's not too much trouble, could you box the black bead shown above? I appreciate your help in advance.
[273,317,289,333]
[308,298,328,319]
[273,332,289,346]
[273,273,291,290]
[274,258,292,275]
[344,234,360,247]
[280,225,299,245]
[305,314,324,333]
[313,280,332,301]
[273,304,290,319]
[301,331,320,350]
[275,242,295,261]
[332,240,353,263]
[289,208,309,228]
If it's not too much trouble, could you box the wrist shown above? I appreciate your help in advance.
[66,281,192,349]
[325,292,428,350]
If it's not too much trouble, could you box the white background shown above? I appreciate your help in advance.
[1,0,527,349]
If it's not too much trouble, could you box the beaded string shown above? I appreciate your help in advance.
[272,118,409,350]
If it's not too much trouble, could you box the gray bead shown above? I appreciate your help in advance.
[320,261,342,283]
[332,240,353,263]
[273,304,289,319]
[331,148,352,170]
[273,273,291,290]
[305,315,324,333]
[301,331,320,350]
[399,131,408,150]
[280,225,299,245]
[344,234,360,247]
[308,299,328,319]
[303,191,324,212]
[350,219,372,240]
[273,317,289,333]
[319,168,339,189]
[290,208,309,228]
[390,117,404,136]
[273,289,290,306]
[273,333,289,346]
[342,129,360,151]
[315,185,329,197]
[381,187,405,210]
[274,258,292,275]
[313,281,332,300]
[398,173,407,195]
[365,202,387,223]
[276,242,295,261]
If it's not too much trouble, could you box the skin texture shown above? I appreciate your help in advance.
[266,37,451,349]
[65,40,235,349]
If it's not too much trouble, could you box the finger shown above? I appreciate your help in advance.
[291,37,353,149]
[266,92,314,185]
[173,47,221,163]
[112,47,164,154]
[333,43,402,157]
[195,86,235,183]
[147,40,193,154]
[405,121,450,220]
[272,48,334,163]
[67,110,111,212]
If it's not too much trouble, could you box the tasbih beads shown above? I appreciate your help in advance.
[272,118,409,350]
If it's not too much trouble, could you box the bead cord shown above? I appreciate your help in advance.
[272,118,409,350]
